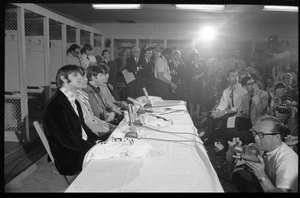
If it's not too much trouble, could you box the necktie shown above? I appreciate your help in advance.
[230,87,235,108]
[87,56,90,61]
[75,99,88,140]
[249,94,253,117]
[263,152,269,176]
[75,99,84,121]
[235,59,238,70]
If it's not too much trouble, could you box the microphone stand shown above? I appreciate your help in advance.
[125,104,138,138]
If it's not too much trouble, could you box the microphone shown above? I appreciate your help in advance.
[142,87,152,108]
[127,97,144,110]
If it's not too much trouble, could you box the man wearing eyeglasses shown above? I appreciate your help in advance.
[125,47,143,98]
[232,76,268,144]
[226,115,298,192]
[66,44,82,66]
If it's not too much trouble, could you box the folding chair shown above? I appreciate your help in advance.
[33,121,71,185]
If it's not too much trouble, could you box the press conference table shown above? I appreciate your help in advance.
[65,100,224,192]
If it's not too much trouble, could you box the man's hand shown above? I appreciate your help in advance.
[170,82,177,90]
[106,112,116,122]
[211,110,225,119]
[252,95,260,105]
[137,66,143,71]
[228,137,243,153]
[245,155,266,179]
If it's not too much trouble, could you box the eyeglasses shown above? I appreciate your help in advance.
[250,128,280,139]
[246,81,256,86]
[132,51,140,53]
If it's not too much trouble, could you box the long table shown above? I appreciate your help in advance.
[65,100,223,192]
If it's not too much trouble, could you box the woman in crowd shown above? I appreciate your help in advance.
[186,51,206,120]
[80,43,97,68]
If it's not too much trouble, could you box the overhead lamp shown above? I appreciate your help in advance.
[263,5,298,12]
[92,4,141,9]
[175,4,225,11]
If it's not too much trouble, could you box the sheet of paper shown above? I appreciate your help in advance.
[227,115,237,128]
[122,69,135,84]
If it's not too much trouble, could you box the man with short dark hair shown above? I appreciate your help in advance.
[138,47,155,96]
[84,65,120,125]
[238,76,268,126]
[43,65,102,175]
[154,47,177,99]
[232,76,268,144]
[200,69,247,147]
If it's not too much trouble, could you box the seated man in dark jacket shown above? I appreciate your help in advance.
[43,65,105,175]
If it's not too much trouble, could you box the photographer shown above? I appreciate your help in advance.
[226,115,298,192]
[269,82,297,130]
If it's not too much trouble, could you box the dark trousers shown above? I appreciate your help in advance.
[126,79,138,99]
[203,115,254,146]
[203,114,230,145]
[227,117,254,145]
[154,79,171,100]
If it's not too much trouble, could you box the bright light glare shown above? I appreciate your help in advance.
[263,5,298,12]
[92,4,141,9]
[175,4,225,11]
[200,26,216,41]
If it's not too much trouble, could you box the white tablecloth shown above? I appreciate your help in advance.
[65,100,224,192]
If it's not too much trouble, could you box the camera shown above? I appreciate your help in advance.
[233,143,263,163]
[276,99,294,114]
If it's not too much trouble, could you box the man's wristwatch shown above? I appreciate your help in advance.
[259,175,268,182]
[224,110,228,115]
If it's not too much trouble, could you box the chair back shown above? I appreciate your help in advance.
[33,121,72,185]
[33,121,55,163]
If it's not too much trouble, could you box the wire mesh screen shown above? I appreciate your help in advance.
[5,9,17,30]
[80,29,90,45]
[5,97,22,132]
[50,84,57,97]
[67,25,76,43]
[27,90,46,120]
[25,18,44,36]
[49,19,62,40]
[94,33,102,47]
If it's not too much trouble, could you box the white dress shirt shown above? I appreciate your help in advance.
[155,55,171,81]
[60,87,88,140]
[216,83,247,112]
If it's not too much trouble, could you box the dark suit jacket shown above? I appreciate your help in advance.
[168,60,187,85]
[103,60,118,87]
[126,56,142,79]
[43,89,101,175]
[138,57,154,79]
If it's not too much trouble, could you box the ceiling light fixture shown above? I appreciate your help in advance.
[263,5,298,12]
[92,4,141,9]
[175,4,225,11]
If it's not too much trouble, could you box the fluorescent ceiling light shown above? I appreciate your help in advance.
[92,4,141,9]
[263,5,298,12]
[175,4,225,11]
